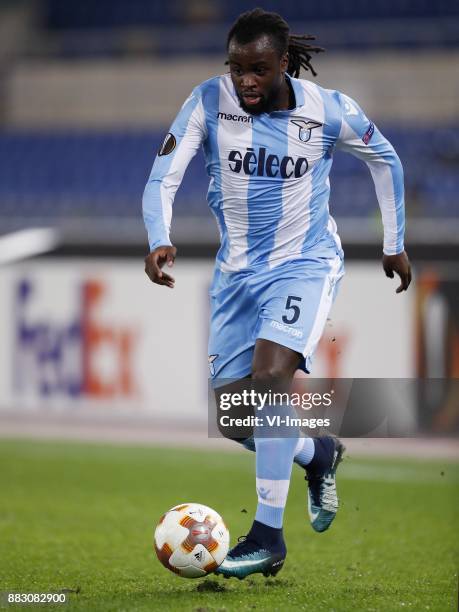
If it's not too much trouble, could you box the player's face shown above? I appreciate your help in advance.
[227,35,289,115]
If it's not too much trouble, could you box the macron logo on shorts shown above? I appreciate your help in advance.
[270,320,304,339]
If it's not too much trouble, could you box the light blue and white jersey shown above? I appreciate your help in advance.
[143,73,405,271]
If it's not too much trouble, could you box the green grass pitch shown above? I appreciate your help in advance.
[0,439,457,611]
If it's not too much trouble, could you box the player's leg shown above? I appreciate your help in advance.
[217,339,301,579]
[251,339,302,534]
[254,253,346,533]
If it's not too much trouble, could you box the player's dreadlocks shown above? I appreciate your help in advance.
[226,8,324,78]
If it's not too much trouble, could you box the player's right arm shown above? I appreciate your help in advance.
[143,86,207,287]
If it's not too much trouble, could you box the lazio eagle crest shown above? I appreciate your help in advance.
[290,119,322,143]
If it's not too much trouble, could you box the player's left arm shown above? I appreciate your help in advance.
[335,92,411,293]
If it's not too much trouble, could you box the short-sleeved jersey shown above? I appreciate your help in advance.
[143,73,405,272]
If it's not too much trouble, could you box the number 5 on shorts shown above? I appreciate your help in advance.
[282,295,302,325]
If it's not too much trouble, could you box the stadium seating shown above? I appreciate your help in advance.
[1,127,457,225]
[40,0,459,57]
[44,0,459,29]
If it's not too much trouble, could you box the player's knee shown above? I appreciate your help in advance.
[251,365,286,382]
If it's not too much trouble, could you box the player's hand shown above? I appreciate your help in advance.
[145,245,177,288]
[382,250,412,294]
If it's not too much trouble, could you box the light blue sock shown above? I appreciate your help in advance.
[253,405,300,528]
[254,436,298,528]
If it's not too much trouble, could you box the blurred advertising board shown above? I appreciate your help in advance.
[0,259,210,419]
[0,259,415,419]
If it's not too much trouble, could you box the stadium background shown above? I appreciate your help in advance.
[0,2,457,610]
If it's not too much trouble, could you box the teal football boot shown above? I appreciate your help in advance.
[306,436,345,532]
[215,535,286,580]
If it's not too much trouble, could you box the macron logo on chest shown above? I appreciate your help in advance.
[217,111,253,124]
